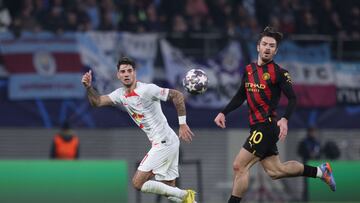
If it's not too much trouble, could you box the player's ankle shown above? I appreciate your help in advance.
[316,166,323,178]
[228,195,242,203]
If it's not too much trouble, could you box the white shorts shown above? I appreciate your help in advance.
[138,138,180,181]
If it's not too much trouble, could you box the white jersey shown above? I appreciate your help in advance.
[108,81,178,144]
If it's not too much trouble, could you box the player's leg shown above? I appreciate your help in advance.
[161,180,184,203]
[228,147,260,203]
[260,155,304,178]
[260,155,336,191]
[135,140,195,202]
[157,145,196,203]
[132,170,188,199]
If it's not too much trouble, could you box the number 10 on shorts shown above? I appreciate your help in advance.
[249,130,263,144]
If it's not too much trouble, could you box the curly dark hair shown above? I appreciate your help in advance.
[257,26,283,47]
[117,57,136,70]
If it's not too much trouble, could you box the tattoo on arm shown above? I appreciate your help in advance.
[168,89,186,116]
[87,86,101,107]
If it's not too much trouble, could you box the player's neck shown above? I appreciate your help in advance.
[125,81,137,93]
[257,57,273,66]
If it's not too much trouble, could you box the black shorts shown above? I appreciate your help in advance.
[243,121,280,159]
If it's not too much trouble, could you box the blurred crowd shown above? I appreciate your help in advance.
[0,0,359,39]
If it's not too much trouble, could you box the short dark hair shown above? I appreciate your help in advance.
[61,121,70,130]
[117,57,136,70]
[258,26,283,47]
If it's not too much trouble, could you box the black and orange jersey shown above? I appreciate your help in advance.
[221,60,296,126]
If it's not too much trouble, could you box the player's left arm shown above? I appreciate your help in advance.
[168,89,194,143]
[277,69,297,141]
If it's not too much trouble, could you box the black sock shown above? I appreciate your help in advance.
[302,164,317,178]
[228,195,242,203]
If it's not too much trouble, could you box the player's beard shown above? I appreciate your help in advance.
[261,53,273,63]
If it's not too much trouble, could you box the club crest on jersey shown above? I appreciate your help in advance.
[262,73,270,80]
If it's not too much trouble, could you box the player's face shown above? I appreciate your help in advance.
[117,64,136,87]
[257,36,278,63]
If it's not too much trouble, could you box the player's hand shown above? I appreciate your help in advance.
[277,117,288,141]
[82,70,92,89]
[214,113,226,129]
[179,124,194,143]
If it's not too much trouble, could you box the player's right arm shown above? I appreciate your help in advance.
[81,70,113,107]
[214,75,246,128]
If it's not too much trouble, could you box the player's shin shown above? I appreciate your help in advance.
[228,195,242,203]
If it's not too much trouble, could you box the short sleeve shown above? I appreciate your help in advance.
[107,89,122,105]
[144,84,169,101]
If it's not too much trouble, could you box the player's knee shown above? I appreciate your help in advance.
[232,162,246,175]
[132,177,143,191]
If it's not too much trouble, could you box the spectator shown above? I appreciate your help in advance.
[296,10,319,34]
[297,127,321,163]
[43,5,65,33]
[50,121,80,160]
[64,9,79,31]
[346,6,360,38]
[99,0,119,30]
[322,140,341,160]
[185,0,208,18]
[172,14,188,34]
[315,0,342,35]
[144,3,163,32]
[297,127,321,201]
[99,10,117,30]
[0,0,11,32]
[84,0,100,30]
[1,0,358,36]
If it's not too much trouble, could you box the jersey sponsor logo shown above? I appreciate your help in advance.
[262,72,270,81]
[245,82,266,92]
[131,112,145,128]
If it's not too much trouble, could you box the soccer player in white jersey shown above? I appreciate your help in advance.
[81,57,196,203]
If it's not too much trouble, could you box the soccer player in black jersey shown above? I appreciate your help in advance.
[214,27,336,203]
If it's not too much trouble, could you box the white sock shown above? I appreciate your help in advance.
[316,166,323,178]
[168,196,183,203]
[141,180,187,199]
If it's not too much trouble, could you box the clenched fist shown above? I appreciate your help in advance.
[82,70,92,89]
[214,112,226,129]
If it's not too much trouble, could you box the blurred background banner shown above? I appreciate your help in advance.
[0,33,84,100]
[0,32,360,128]
[279,61,336,107]
[161,39,245,108]
[249,40,336,107]
[335,62,360,104]
[77,32,157,94]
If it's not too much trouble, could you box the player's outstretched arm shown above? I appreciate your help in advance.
[214,77,246,129]
[168,89,194,143]
[81,70,113,107]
